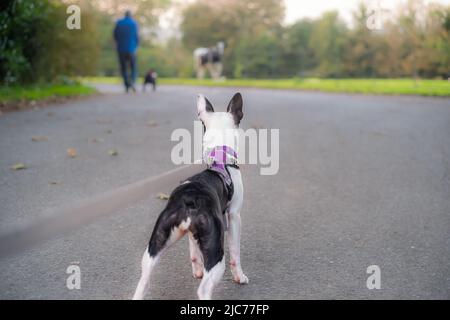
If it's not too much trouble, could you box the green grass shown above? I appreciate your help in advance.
[83,77,122,84]
[84,77,450,97]
[0,84,97,103]
[161,78,450,97]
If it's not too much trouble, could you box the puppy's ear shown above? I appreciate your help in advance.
[197,94,214,120]
[227,92,243,125]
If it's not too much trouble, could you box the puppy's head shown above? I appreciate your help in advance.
[197,93,243,151]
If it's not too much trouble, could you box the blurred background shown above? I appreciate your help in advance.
[1,0,449,85]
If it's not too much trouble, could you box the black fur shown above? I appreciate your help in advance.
[227,93,243,125]
[147,170,228,271]
[200,49,221,66]
[204,97,214,113]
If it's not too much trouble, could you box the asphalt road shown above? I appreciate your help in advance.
[0,84,449,299]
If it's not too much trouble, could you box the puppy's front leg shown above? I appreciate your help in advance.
[227,212,249,284]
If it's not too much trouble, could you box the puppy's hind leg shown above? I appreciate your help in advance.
[197,257,225,300]
[132,249,158,300]
[132,210,191,300]
[196,215,225,300]
[189,233,204,279]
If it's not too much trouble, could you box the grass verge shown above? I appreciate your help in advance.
[84,77,450,97]
[0,83,97,113]
[0,84,96,103]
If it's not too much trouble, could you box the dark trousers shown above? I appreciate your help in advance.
[118,52,136,91]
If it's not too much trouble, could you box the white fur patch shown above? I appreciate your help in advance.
[197,258,225,300]
[202,114,239,153]
[179,217,191,231]
[132,249,159,300]
[166,217,191,245]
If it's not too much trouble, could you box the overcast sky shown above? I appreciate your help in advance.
[284,0,450,24]
[156,0,450,41]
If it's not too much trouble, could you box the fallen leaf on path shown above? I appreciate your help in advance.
[11,163,27,170]
[90,138,104,143]
[67,148,77,158]
[47,111,54,117]
[148,121,158,127]
[106,129,112,134]
[157,193,170,200]
[250,123,264,129]
[108,149,118,156]
[96,119,112,124]
[31,136,48,142]
[49,181,60,185]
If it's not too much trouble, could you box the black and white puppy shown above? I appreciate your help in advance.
[133,93,248,300]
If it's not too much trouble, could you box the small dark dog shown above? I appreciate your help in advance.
[133,93,248,300]
[143,69,157,92]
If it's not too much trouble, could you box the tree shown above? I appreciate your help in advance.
[344,3,378,77]
[180,0,285,78]
[91,0,170,26]
[0,0,51,84]
[0,0,100,84]
[233,34,283,78]
[309,11,348,77]
[34,0,100,80]
[422,3,450,78]
[282,19,317,77]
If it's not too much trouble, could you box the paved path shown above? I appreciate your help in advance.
[0,85,449,299]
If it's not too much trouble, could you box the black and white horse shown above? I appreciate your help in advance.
[193,42,225,80]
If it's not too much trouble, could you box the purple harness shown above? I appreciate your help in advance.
[204,145,238,200]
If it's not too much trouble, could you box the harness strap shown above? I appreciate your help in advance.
[205,146,238,202]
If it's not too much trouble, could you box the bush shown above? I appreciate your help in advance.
[0,0,50,84]
[0,0,99,85]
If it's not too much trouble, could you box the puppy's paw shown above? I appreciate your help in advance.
[193,270,204,279]
[233,273,249,285]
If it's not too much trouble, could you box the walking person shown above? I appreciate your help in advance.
[113,10,139,93]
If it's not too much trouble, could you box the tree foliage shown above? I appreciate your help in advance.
[179,0,450,79]
[181,0,284,77]
[0,0,168,84]
[1,0,449,83]
[0,0,99,84]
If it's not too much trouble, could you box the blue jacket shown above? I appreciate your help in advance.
[113,17,139,53]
